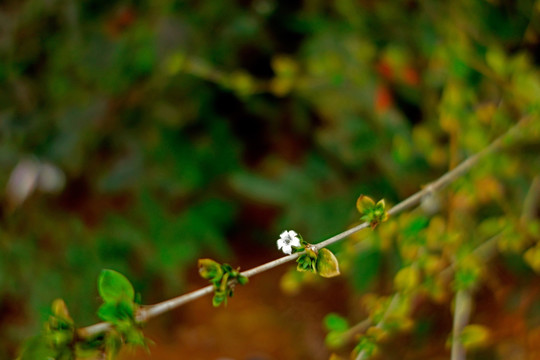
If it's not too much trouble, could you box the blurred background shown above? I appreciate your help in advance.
[1,0,540,359]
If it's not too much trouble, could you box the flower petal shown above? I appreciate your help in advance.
[282,245,292,255]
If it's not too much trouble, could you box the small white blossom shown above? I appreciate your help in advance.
[277,230,301,255]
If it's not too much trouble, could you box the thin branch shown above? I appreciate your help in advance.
[342,318,372,344]
[355,294,401,360]
[522,176,540,223]
[346,231,501,359]
[451,290,472,360]
[439,233,501,281]
[77,117,531,339]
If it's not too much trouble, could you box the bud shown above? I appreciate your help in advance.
[198,258,223,281]
[51,298,71,320]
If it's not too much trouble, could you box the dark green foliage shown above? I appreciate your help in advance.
[351,248,382,292]
[4,0,540,358]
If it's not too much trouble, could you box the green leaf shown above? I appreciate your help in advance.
[325,331,347,349]
[356,195,375,214]
[212,293,226,307]
[394,266,420,293]
[524,244,540,273]
[237,274,249,286]
[324,313,349,332]
[97,302,119,322]
[104,331,123,360]
[17,335,56,360]
[460,324,490,349]
[98,269,135,303]
[316,248,341,278]
[354,335,377,357]
[296,254,317,273]
[97,300,134,323]
[51,299,72,323]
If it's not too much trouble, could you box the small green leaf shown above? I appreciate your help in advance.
[124,326,146,346]
[356,195,388,229]
[97,303,119,322]
[51,299,72,323]
[524,244,540,273]
[325,331,347,349]
[460,324,490,349]
[104,331,123,360]
[354,335,378,358]
[199,259,248,307]
[237,274,249,286]
[97,300,134,323]
[324,313,349,332]
[98,269,135,303]
[17,336,56,360]
[316,248,341,278]
[296,254,317,273]
[356,195,375,214]
[394,266,420,293]
[212,293,226,307]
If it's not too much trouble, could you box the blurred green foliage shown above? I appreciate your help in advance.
[1,0,540,358]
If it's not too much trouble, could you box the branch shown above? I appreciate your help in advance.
[78,116,531,339]
[451,290,472,360]
[345,230,500,358]
[355,294,401,360]
[522,176,540,223]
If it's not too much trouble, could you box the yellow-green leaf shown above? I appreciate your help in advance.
[394,266,420,293]
[51,299,71,322]
[356,195,375,214]
[524,245,540,273]
[460,324,490,349]
[316,248,341,278]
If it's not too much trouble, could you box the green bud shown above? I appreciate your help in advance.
[198,258,223,281]
[212,293,226,307]
[51,299,71,322]
[237,275,249,286]
[356,195,389,229]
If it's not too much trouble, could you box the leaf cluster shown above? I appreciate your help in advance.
[356,195,389,229]
[296,247,341,278]
[96,269,147,357]
[198,259,248,307]
[18,299,76,360]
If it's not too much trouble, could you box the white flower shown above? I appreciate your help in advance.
[277,230,301,255]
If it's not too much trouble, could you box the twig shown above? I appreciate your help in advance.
[451,290,472,360]
[355,294,401,360]
[340,318,373,346]
[77,117,531,339]
[439,233,501,281]
[522,176,540,223]
[347,231,500,359]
